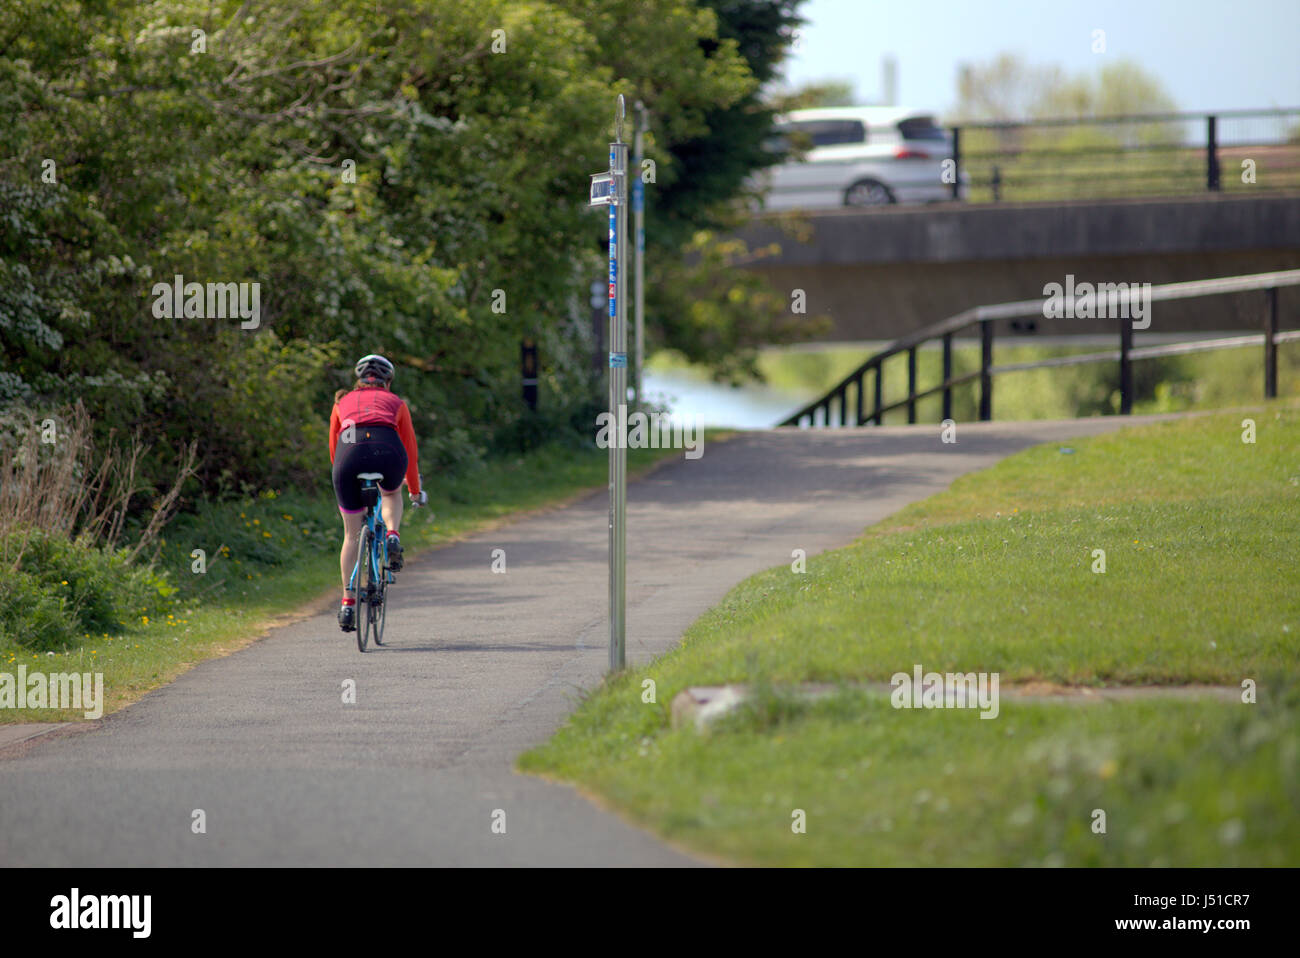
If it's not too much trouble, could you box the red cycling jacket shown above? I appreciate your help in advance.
[328,387,421,496]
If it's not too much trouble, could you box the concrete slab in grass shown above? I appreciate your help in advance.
[670,683,1243,730]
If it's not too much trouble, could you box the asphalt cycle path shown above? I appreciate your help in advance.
[1,417,1176,866]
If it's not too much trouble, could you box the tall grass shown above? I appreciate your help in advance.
[0,404,197,647]
[0,404,197,566]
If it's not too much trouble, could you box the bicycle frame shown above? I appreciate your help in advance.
[347,478,392,597]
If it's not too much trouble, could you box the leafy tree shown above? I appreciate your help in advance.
[776,78,858,111]
[952,53,1177,122]
[2,0,809,499]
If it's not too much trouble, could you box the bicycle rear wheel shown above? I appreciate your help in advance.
[356,525,372,653]
[372,568,388,646]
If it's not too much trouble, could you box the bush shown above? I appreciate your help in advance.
[422,426,488,473]
[0,529,177,650]
[0,573,78,649]
[490,395,607,456]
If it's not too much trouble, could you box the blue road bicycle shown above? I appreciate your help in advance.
[348,471,394,652]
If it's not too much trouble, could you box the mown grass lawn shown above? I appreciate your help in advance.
[520,405,1300,866]
[1,439,696,723]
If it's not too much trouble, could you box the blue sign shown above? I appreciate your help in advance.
[608,206,618,318]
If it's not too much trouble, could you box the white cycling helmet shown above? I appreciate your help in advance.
[354,354,395,384]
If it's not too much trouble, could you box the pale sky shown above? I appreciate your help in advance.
[780,0,1300,117]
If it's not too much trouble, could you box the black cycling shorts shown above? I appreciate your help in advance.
[332,424,408,513]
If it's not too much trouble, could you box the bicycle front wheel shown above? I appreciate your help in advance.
[372,568,388,646]
[356,525,372,653]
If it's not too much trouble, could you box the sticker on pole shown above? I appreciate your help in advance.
[589,172,615,206]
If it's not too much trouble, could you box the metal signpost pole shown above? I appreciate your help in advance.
[632,101,647,413]
[590,96,628,673]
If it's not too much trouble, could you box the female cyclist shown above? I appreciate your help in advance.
[328,354,427,632]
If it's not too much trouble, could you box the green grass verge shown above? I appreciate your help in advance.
[1,439,698,723]
[520,406,1300,865]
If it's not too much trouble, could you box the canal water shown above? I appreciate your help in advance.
[641,368,814,430]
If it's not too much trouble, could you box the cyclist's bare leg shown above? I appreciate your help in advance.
[380,488,403,534]
[339,510,364,593]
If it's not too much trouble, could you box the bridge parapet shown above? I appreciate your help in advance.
[738,195,1300,339]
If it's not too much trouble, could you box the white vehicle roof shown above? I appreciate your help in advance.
[778,106,938,125]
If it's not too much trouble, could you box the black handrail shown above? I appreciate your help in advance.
[948,107,1300,201]
[779,270,1300,428]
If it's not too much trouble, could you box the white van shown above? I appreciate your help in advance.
[759,106,962,210]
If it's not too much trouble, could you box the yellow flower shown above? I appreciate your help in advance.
[61,580,69,585]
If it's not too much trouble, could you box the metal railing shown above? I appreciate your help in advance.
[949,108,1300,203]
[779,269,1300,428]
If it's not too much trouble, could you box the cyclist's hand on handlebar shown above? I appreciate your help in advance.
[411,484,428,507]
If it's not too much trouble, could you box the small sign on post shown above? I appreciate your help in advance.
[588,95,629,674]
[589,172,615,206]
